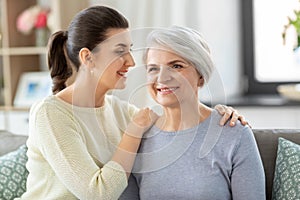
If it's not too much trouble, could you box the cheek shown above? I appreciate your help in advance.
[103,58,124,73]
[98,52,123,68]
[111,57,124,68]
[180,73,199,89]
[147,83,155,95]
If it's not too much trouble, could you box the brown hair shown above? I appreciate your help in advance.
[47,6,129,94]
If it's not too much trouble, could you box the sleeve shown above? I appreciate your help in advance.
[119,174,140,200]
[125,101,140,119]
[32,103,128,199]
[230,126,266,200]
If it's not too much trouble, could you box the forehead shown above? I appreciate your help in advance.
[102,28,132,46]
[146,47,186,63]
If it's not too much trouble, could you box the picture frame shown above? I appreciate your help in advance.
[14,71,52,107]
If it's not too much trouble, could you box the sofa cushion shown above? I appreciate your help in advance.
[272,137,300,200]
[253,129,300,200]
[0,145,28,200]
[0,131,27,156]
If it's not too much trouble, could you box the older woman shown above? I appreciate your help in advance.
[120,26,265,200]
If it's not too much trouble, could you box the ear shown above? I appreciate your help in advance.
[79,48,93,67]
[198,75,204,87]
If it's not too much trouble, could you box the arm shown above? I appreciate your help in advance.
[231,126,266,199]
[34,104,156,199]
[214,104,249,127]
[112,108,158,178]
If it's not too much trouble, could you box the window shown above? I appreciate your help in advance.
[241,0,300,94]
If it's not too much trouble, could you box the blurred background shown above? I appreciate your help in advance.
[0,0,299,135]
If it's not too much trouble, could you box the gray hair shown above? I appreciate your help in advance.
[144,26,215,83]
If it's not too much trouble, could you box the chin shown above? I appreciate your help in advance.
[155,99,180,108]
[114,79,127,89]
[114,84,126,90]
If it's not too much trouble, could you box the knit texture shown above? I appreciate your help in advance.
[17,95,138,200]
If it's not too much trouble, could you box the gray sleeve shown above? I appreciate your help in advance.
[119,174,140,200]
[231,126,266,200]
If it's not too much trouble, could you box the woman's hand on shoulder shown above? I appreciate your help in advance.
[214,104,250,127]
[126,108,159,138]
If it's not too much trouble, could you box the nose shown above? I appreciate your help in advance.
[124,52,135,67]
[157,66,172,83]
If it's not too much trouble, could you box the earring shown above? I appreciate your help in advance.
[90,69,94,76]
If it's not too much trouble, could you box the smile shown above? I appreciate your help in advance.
[117,70,128,77]
[157,87,179,94]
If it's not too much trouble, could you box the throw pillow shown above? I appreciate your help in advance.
[0,145,28,200]
[272,137,300,200]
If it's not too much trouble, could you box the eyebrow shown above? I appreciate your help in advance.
[115,43,133,48]
[146,60,187,67]
[167,59,187,65]
[146,60,188,68]
[146,63,158,68]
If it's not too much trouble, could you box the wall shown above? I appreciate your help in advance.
[90,0,243,107]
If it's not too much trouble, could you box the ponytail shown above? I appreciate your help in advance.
[47,6,129,94]
[47,31,72,94]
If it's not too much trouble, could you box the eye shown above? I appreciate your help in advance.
[146,65,160,73]
[171,64,184,69]
[115,48,125,55]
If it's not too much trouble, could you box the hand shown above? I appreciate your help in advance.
[214,104,250,127]
[126,108,159,138]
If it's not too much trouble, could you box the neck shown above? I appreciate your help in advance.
[157,101,212,131]
[57,77,107,108]
[74,83,108,107]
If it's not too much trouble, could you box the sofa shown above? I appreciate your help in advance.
[0,129,300,200]
[253,129,300,200]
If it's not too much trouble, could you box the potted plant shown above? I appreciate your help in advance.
[282,4,300,50]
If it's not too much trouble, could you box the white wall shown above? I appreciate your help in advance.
[90,0,243,107]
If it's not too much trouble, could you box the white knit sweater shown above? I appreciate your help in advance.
[18,95,138,200]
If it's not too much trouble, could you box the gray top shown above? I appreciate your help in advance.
[120,110,266,200]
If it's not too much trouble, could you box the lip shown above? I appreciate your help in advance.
[156,86,179,95]
[117,70,128,78]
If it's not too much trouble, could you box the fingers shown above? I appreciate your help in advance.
[214,104,226,114]
[219,111,232,126]
[215,104,252,127]
[238,115,252,128]
[215,105,232,126]
[149,109,159,122]
[238,115,247,125]
[142,107,159,120]
[215,104,240,126]
[127,108,159,138]
[133,107,158,127]
[229,111,239,126]
[231,109,251,127]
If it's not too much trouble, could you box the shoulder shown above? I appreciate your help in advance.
[105,95,139,116]
[212,109,252,134]
[29,95,75,123]
[210,109,254,145]
[30,95,66,112]
[202,111,257,160]
[30,95,55,115]
[105,95,136,107]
